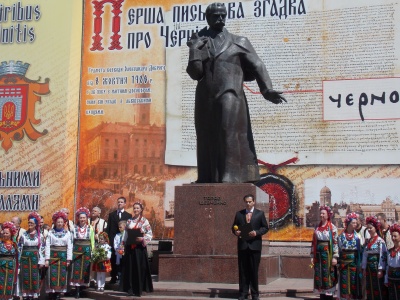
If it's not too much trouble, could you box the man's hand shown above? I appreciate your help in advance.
[262,89,286,104]
[234,230,241,236]
[248,230,256,238]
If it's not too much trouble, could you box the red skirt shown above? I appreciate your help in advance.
[92,259,111,272]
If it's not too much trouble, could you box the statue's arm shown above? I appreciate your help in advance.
[186,32,209,80]
[239,37,286,104]
[186,48,204,80]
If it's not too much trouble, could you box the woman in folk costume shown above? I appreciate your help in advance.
[70,207,95,299]
[18,212,45,300]
[362,216,388,300]
[311,205,338,300]
[120,202,153,297]
[337,212,363,300]
[45,211,73,300]
[0,222,18,300]
[385,223,400,299]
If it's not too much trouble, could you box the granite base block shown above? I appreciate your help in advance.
[280,255,313,279]
[158,254,279,284]
[174,183,269,256]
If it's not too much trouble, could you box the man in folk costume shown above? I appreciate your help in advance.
[90,206,107,245]
[377,213,394,250]
[11,216,26,243]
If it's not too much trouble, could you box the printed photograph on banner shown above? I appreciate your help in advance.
[304,178,400,229]
[163,179,192,229]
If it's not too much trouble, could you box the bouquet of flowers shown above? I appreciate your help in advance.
[91,246,107,263]
[117,243,125,256]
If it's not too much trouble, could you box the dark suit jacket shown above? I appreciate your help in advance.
[107,210,132,247]
[232,208,269,251]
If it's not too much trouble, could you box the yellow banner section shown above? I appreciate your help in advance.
[0,0,82,227]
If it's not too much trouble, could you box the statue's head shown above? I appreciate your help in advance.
[206,2,227,31]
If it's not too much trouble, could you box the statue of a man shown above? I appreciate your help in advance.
[187,2,285,183]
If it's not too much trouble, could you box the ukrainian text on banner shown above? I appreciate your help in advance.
[165,0,400,166]
[0,0,82,225]
[77,0,189,238]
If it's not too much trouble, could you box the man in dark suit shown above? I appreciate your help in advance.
[107,196,132,284]
[186,2,285,184]
[232,194,269,300]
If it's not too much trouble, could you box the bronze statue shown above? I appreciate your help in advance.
[186,2,285,183]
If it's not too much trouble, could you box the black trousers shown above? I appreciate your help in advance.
[238,247,261,298]
[110,248,118,280]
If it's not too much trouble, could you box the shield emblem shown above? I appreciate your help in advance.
[0,60,50,152]
[0,84,28,134]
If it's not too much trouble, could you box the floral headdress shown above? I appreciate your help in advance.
[2,221,17,237]
[98,232,109,244]
[133,202,144,210]
[319,205,333,220]
[390,223,400,235]
[28,212,41,227]
[75,207,90,220]
[366,216,381,232]
[52,211,68,224]
[344,212,359,227]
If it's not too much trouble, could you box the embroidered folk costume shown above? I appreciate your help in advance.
[70,207,95,288]
[0,222,18,300]
[18,212,45,299]
[385,223,400,299]
[45,211,73,295]
[311,206,338,298]
[362,216,388,300]
[120,202,153,297]
[92,232,112,291]
[338,212,363,300]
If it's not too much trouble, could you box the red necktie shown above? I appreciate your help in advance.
[246,212,252,223]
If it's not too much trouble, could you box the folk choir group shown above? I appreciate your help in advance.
[0,200,153,300]
[313,205,400,300]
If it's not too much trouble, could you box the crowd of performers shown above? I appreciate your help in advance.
[312,205,400,300]
[0,202,153,300]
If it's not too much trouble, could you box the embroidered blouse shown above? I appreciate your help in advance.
[45,229,73,261]
[123,216,153,246]
[361,235,387,271]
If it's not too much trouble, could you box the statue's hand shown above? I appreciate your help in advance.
[187,36,209,50]
[263,89,286,104]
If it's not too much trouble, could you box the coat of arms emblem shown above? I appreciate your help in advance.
[0,60,49,152]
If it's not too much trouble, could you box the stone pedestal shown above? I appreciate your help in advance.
[159,183,278,283]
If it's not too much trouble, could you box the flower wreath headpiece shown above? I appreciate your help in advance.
[52,211,68,224]
[76,207,90,219]
[390,223,400,235]
[2,221,17,237]
[366,216,381,231]
[319,205,333,220]
[344,212,359,227]
[28,212,41,227]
